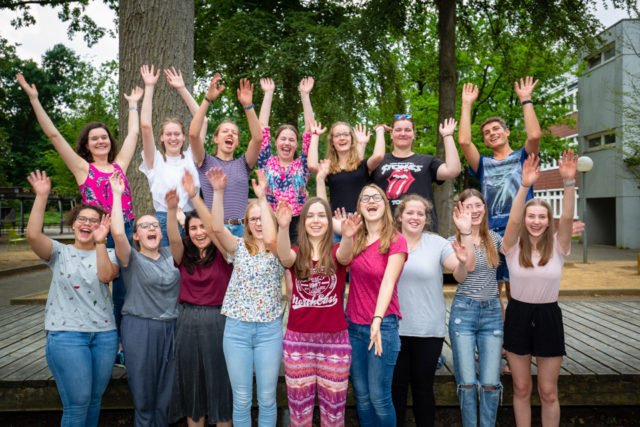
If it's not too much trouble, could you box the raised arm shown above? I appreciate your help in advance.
[515,76,541,155]
[190,73,225,167]
[259,78,275,128]
[17,74,87,184]
[444,202,475,279]
[115,86,144,172]
[26,170,53,260]
[436,117,462,180]
[276,200,297,268]
[238,78,263,168]
[370,251,407,356]
[93,213,119,283]
[556,150,577,254]
[165,189,185,264]
[459,83,481,173]
[165,67,208,145]
[183,169,224,253]
[307,120,327,175]
[140,64,161,169]
[336,213,361,265]
[208,167,240,256]
[354,124,371,161]
[367,125,388,172]
[254,170,278,252]
[503,153,540,253]
[315,159,330,202]
[109,171,132,266]
[299,76,315,132]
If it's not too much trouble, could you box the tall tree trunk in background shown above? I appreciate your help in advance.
[119,0,195,215]
[434,0,456,236]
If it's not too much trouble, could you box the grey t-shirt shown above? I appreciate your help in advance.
[44,239,117,332]
[397,233,453,338]
[121,246,180,320]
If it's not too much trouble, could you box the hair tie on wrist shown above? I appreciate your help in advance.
[460,231,472,236]
[372,315,383,323]
[205,96,214,104]
[128,106,138,112]
[521,100,533,106]
[244,103,255,110]
[563,179,576,187]
[521,183,531,189]
[442,133,454,138]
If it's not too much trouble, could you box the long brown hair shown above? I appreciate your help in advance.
[455,189,499,268]
[159,118,186,161]
[353,184,397,256]
[393,194,432,233]
[326,122,360,174]
[518,198,555,268]
[76,122,117,163]
[243,200,267,256]
[294,198,335,279]
[181,211,218,274]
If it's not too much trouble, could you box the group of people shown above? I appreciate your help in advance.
[18,67,578,427]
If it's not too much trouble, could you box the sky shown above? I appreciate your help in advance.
[0,1,634,66]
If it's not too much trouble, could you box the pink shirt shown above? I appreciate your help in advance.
[346,234,408,325]
[505,236,569,304]
[79,163,134,221]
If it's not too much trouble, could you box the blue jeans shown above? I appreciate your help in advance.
[223,317,283,427]
[348,315,400,427]
[225,223,245,238]
[107,219,134,337]
[46,330,118,427]
[449,296,503,427]
[492,227,509,282]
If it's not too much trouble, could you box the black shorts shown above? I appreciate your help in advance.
[504,298,566,357]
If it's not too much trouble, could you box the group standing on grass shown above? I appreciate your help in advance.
[19,67,579,427]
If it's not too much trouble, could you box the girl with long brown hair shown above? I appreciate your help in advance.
[276,197,361,426]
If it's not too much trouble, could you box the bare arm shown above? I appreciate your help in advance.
[503,154,540,253]
[190,73,225,167]
[459,83,481,173]
[436,118,462,180]
[115,86,144,173]
[276,201,297,268]
[299,77,315,132]
[109,172,132,267]
[94,216,119,283]
[370,252,406,356]
[307,121,326,175]
[17,74,87,184]
[452,201,476,272]
[165,67,209,152]
[165,190,185,264]
[335,213,361,265]
[367,125,387,172]
[515,77,541,155]
[208,168,241,256]
[238,79,263,168]
[140,65,160,169]
[557,150,577,254]
[25,170,53,260]
[258,78,275,128]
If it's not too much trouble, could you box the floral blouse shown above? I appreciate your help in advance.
[221,240,285,322]
[257,126,311,216]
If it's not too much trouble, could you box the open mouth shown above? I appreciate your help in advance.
[78,227,93,239]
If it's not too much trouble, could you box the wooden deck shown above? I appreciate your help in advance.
[0,300,639,412]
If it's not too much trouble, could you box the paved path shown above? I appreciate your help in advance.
[0,270,51,306]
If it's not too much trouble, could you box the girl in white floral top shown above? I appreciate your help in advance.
[208,167,284,427]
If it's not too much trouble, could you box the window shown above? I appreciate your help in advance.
[586,42,616,70]
[534,189,579,219]
[586,132,616,149]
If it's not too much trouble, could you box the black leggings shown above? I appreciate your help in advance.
[392,336,444,427]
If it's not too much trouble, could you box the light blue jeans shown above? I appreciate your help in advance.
[46,330,118,427]
[348,315,400,427]
[449,295,503,427]
[107,219,134,337]
[225,223,245,238]
[223,316,283,427]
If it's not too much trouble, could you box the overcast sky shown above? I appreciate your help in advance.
[0,2,634,66]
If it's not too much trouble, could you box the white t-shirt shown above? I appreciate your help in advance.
[139,147,200,212]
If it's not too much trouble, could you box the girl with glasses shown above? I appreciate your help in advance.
[166,171,234,427]
[26,170,119,427]
[208,167,285,427]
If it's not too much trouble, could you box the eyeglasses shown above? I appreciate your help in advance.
[360,194,383,203]
[138,221,160,230]
[76,216,100,225]
[393,114,413,119]
[248,217,262,224]
[333,132,351,138]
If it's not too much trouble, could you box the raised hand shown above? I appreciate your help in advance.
[27,170,51,196]
[237,78,254,107]
[124,86,144,104]
[206,167,227,191]
[276,200,293,228]
[373,124,392,133]
[354,124,371,146]
[558,149,577,181]
[522,153,540,187]
[451,240,468,265]
[206,73,226,102]
[16,73,38,99]
[260,77,275,94]
[109,171,125,196]
[453,201,472,234]
[333,207,347,224]
[514,76,539,102]
[341,213,362,239]
[299,76,314,94]
[165,189,179,211]
[439,117,457,137]
[182,170,197,198]
[317,159,331,181]
[572,220,585,237]
[251,169,267,199]
[164,67,185,89]
[140,64,160,86]
[310,120,327,136]
[92,214,111,242]
[461,83,479,105]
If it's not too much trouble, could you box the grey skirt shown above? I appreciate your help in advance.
[171,303,232,424]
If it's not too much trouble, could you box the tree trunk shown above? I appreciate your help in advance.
[119,0,195,215]
[434,0,456,236]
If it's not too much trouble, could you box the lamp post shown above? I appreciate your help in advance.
[577,156,594,263]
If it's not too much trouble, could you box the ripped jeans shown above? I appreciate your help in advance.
[449,295,503,427]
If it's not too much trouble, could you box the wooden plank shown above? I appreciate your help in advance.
[0,343,47,381]
[0,325,44,362]
[561,303,640,343]
[0,305,41,326]
[0,337,46,376]
[0,305,37,322]
[562,312,640,358]
[563,328,639,374]
[0,314,43,343]
[591,301,640,328]
[616,300,640,311]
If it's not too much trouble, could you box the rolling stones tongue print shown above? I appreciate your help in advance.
[386,169,416,200]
